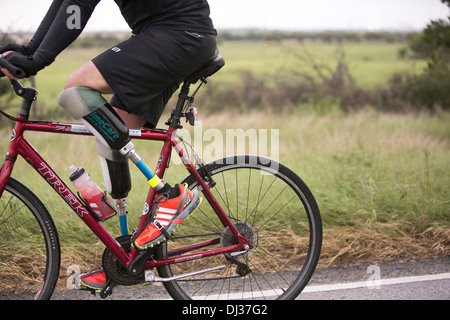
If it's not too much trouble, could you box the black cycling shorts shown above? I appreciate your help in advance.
[92,26,217,128]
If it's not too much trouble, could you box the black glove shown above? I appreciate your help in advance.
[0,43,33,56]
[4,52,37,78]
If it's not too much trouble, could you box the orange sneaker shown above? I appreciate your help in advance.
[79,267,107,290]
[134,184,200,250]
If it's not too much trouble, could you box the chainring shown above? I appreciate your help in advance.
[102,235,147,286]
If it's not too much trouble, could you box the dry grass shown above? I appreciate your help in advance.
[57,222,449,290]
[3,223,448,293]
[319,223,449,268]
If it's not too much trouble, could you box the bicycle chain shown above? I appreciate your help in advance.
[101,224,253,286]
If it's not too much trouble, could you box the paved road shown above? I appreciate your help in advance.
[51,256,449,300]
[297,256,449,300]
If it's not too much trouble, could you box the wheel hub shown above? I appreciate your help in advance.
[220,221,258,259]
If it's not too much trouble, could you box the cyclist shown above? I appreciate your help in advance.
[0,0,218,290]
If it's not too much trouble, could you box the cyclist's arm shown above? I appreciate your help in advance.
[26,0,65,54]
[0,0,65,56]
[31,0,101,71]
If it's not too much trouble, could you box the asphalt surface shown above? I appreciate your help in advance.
[51,256,449,300]
[297,256,449,300]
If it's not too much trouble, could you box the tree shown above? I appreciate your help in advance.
[403,0,450,110]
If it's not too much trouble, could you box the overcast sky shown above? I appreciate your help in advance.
[0,0,448,33]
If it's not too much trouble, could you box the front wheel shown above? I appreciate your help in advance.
[157,155,322,300]
[0,178,60,300]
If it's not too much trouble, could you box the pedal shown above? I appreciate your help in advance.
[76,285,97,295]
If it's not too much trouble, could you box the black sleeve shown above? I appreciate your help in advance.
[27,0,65,53]
[31,0,101,71]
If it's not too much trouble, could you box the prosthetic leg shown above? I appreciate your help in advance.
[58,87,167,235]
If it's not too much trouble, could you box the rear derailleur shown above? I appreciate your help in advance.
[225,254,252,277]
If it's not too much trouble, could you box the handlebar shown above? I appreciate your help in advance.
[0,54,26,79]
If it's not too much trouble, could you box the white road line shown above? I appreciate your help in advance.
[302,272,450,293]
[189,273,450,299]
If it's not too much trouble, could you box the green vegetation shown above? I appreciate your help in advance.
[0,30,448,273]
[394,1,450,111]
[215,40,426,88]
[0,39,429,120]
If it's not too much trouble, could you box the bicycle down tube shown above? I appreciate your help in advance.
[0,120,131,265]
[0,119,249,269]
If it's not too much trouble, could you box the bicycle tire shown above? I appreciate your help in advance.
[156,155,322,300]
[0,178,60,300]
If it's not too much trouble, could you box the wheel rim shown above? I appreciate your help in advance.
[0,185,57,300]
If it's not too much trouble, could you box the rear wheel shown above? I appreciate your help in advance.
[0,178,60,300]
[156,156,322,300]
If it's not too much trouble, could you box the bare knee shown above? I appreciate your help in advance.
[64,72,81,90]
[64,61,113,94]
[64,62,90,89]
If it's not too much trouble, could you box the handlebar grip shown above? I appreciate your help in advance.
[0,54,25,79]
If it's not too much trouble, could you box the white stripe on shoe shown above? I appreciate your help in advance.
[157,207,178,214]
[155,219,170,226]
[155,213,175,220]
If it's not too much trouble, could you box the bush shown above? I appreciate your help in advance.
[395,0,450,110]
[409,70,450,111]
[198,46,375,114]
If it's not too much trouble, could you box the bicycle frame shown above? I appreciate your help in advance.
[0,84,250,273]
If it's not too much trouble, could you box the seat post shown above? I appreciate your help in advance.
[166,55,224,129]
[168,82,191,129]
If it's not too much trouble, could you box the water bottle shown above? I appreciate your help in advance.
[69,165,115,221]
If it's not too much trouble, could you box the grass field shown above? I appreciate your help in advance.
[216,40,427,89]
[2,40,427,118]
[0,41,448,281]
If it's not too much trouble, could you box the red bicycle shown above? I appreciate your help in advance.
[0,55,322,300]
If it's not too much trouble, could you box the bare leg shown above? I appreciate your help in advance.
[64,61,146,129]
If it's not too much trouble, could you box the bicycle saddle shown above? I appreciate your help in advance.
[185,54,225,85]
